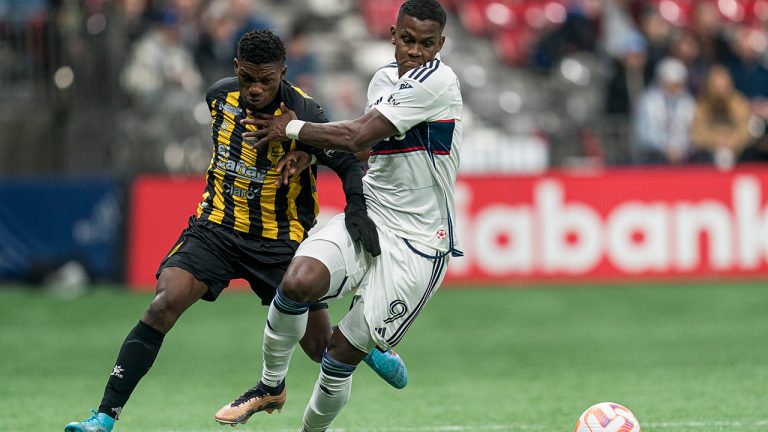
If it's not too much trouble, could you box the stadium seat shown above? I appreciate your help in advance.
[458,0,492,36]
[360,0,401,38]
[494,27,536,66]
[744,0,768,24]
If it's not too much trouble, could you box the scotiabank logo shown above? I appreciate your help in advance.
[450,175,768,278]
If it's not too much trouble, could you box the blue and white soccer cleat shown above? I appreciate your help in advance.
[363,348,408,389]
[64,410,114,432]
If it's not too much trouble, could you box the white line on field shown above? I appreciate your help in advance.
[645,420,768,429]
[159,419,768,432]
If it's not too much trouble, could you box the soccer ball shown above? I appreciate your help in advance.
[573,402,640,432]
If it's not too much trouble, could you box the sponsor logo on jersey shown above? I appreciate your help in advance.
[215,159,267,184]
[222,181,262,200]
[221,102,241,116]
[399,82,413,90]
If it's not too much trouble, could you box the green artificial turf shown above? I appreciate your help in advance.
[1,282,766,431]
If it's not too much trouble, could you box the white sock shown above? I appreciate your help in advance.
[261,292,308,387]
[302,351,356,432]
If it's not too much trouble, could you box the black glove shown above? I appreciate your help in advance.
[344,197,381,257]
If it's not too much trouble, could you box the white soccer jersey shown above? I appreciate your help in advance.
[364,59,463,256]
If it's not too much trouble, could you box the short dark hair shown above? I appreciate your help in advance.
[237,30,286,64]
[398,0,447,29]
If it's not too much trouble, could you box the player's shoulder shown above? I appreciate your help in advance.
[283,81,315,101]
[403,59,457,87]
[281,81,327,123]
[206,77,238,100]
[405,59,456,83]
[371,61,399,82]
[398,59,461,97]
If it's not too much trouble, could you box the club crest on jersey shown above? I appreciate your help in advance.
[267,142,285,165]
[436,228,447,240]
[399,82,413,90]
[383,300,408,324]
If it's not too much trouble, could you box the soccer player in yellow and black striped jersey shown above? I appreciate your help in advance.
[65,30,405,432]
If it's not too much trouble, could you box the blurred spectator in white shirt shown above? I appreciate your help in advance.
[632,57,696,164]
[120,8,203,105]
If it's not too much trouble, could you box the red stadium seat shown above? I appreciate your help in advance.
[360,0,401,38]
[494,27,535,66]
[656,0,695,27]
[458,0,489,35]
[745,0,768,23]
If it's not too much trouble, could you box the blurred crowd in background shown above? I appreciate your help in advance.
[3,0,768,175]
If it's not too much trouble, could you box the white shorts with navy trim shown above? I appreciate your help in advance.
[294,213,449,351]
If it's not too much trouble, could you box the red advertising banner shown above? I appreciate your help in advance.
[127,176,207,290]
[450,167,768,283]
[128,167,768,290]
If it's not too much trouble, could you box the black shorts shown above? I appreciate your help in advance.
[156,216,323,307]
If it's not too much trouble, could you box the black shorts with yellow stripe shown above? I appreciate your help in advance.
[156,215,326,310]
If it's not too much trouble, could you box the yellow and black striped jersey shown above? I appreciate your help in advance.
[197,78,364,253]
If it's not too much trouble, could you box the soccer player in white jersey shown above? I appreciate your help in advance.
[214,1,462,429]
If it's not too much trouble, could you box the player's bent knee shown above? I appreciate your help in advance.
[281,275,321,304]
[326,329,367,365]
[144,269,205,333]
[143,294,183,333]
[281,257,330,304]
[146,289,202,333]
[300,338,326,363]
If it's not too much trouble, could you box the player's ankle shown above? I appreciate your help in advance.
[97,406,118,420]
[258,379,285,395]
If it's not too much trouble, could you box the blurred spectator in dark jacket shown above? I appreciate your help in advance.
[726,26,768,123]
[605,30,647,115]
[690,65,753,169]
[638,6,672,85]
[632,57,696,164]
[669,31,708,95]
[691,1,733,66]
[197,0,273,81]
[532,0,603,71]
[285,23,319,95]
[172,0,205,55]
[111,0,153,47]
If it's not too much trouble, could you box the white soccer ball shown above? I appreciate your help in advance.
[573,402,640,432]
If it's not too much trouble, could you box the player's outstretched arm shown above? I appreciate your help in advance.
[242,102,399,153]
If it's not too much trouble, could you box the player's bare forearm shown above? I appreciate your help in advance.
[297,120,374,153]
[241,103,398,154]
